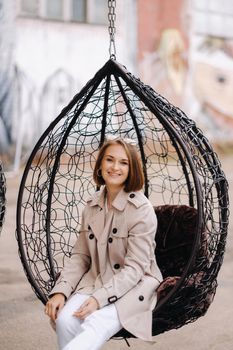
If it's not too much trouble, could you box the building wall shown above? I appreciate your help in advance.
[4,0,137,170]
[2,0,232,170]
[0,0,15,154]
[137,0,187,60]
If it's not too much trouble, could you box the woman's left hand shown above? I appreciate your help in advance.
[73,296,100,319]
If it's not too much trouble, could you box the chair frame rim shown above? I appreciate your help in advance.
[16,59,229,335]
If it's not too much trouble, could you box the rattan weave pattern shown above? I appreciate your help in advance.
[16,60,229,336]
[0,162,6,235]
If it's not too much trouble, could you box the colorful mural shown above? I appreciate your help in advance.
[139,0,233,144]
[191,37,233,142]
[139,28,187,108]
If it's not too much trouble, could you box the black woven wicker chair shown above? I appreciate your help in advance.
[0,162,6,235]
[16,59,229,338]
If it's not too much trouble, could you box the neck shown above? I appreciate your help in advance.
[105,185,123,206]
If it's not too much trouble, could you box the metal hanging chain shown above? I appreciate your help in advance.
[108,0,116,60]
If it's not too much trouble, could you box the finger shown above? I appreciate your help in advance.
[45,301,51,314]
[78,300,89,311]
[47,303,57,322]
[44,307,49,316]
[73,306,94,319]
[74,312,88,320]
[73,309,85,316]
[51,305,58,322]
[76,302,88,313]
[73,309,87,319]
[46,303,52,318]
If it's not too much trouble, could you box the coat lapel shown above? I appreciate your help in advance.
[87,187,130,240]
[87,187,105,240]
[89,208,105,240]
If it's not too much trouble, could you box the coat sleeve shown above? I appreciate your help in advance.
[92,202,159,308]
[49,207,91,300]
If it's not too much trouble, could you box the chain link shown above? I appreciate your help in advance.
[108,0,116,59]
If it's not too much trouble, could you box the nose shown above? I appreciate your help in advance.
[112,161,119,170]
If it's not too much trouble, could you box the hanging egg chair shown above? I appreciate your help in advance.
[16,1,229,340]
[0,161,6,235]
[16,58,229,338]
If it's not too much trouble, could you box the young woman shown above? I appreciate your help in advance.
[45,137,162,350]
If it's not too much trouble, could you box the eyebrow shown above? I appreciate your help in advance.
[104,154,129,162]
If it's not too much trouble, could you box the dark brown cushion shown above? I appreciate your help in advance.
[156,276,180,300]
[154,205,199,279]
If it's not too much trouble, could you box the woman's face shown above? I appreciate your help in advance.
[101,144,129,191]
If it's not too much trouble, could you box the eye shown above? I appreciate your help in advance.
[216,75,226,84]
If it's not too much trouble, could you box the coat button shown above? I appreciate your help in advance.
[88,225,91,230]
[108,296,118,303]
[89,233,94,239]
[112,228,117,234]
[108,237,113,243]
[129,193,135,198]
[114,263,120,269]
[139,295,144,301]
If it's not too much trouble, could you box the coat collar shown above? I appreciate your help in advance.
[87,187,106,210]
[87,186,131,212]
[112,187,130,211]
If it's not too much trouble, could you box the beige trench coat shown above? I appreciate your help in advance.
[50,187,162,341]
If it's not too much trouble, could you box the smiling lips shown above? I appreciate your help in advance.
[108,172,121,177]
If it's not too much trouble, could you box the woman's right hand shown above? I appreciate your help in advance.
[45,293,66,322]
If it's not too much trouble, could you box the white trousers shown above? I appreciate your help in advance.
[56,293,122,350]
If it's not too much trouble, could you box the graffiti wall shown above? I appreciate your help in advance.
[0,0,14,155]
[139,28,187,109]
[12,67,76,171]
[0,0,136,170]
[189,38,233,140]
[138,0,233,145]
